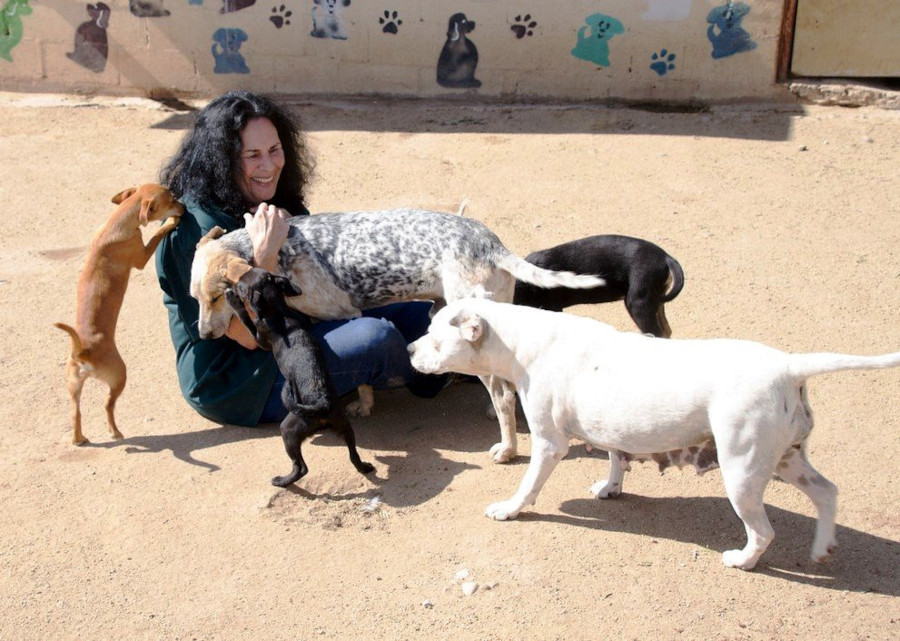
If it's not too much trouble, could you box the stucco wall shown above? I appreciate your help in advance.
[0,0,789,102]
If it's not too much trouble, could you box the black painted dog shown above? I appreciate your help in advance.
[226,267,375,487]
[514,235,684,337]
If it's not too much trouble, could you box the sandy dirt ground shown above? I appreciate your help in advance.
[0,91,898,640]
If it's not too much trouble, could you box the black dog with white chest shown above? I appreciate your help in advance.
[226,267,375,487]
[514,235,684,337]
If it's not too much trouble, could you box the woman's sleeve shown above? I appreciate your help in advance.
[156,215,203,343]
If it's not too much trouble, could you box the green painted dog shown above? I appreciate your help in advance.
[0,0,33,62]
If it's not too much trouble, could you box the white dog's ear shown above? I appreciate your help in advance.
[451,311,485,344]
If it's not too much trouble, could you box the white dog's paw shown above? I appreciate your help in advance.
[489,442,516,463]
[485,500,522,521]
[722,549,758,571]
[590,479,621,499]
[811,539,838,564]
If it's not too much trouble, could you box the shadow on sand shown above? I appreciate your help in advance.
[87,383,897,594]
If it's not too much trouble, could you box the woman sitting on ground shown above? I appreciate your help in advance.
[156,90,445,426]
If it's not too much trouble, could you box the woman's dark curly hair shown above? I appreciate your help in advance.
[160,90,314,220]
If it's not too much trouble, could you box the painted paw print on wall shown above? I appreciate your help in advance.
[650,49,676,76]
[379,10,402,34]
[511,14,536,38]
[270,4,292,28]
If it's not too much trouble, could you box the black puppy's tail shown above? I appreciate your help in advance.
[284,384,332,416]
[662,255,685,302]
[291,401,331,415]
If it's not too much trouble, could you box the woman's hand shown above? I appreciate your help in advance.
[244,203,290,272]
[232,203,288,348]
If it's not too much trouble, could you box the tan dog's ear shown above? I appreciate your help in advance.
[225,257,252,283]
[198,226,227,247]
[451,311,485,344]
[139,197,154,225]
[111,187,137,204]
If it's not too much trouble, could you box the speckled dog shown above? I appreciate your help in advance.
[192,208,604,461]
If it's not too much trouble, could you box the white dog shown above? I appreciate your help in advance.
[408,299,900,570]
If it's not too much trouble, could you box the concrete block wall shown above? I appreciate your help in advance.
[0,0,789,102]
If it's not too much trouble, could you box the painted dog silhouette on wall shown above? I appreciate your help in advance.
[67,3,111,73]
[437,12,481,88]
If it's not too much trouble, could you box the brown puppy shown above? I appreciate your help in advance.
[54,184,183,444]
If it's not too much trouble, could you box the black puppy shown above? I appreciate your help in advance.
[226,267,375,487]
[513,235,684,337]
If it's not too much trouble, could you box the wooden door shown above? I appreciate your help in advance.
[791,0,900,77]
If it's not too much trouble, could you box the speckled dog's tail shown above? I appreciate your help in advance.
[497,253,606,290]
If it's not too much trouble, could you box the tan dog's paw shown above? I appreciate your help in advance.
[346,384,374,417]
[160,216,182,232]
[346,400,371,417]
[489,442,516,463]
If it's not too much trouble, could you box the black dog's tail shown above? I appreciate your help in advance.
[290,401,332,415]
[662,255,685,302]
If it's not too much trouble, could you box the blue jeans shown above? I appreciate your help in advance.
[259,301,445,423]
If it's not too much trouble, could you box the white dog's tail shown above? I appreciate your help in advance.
[787,351,900,381]
[497,253,605,290]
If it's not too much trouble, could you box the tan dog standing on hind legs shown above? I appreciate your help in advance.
[54,185,184,445]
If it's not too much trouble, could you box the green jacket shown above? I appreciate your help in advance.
[155,195,307,426]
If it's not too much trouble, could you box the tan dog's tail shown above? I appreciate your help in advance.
[498,253,605,290]
[787,351,900,382]
[53,322,84,357]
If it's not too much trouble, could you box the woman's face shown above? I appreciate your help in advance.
[238,117,285,206]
